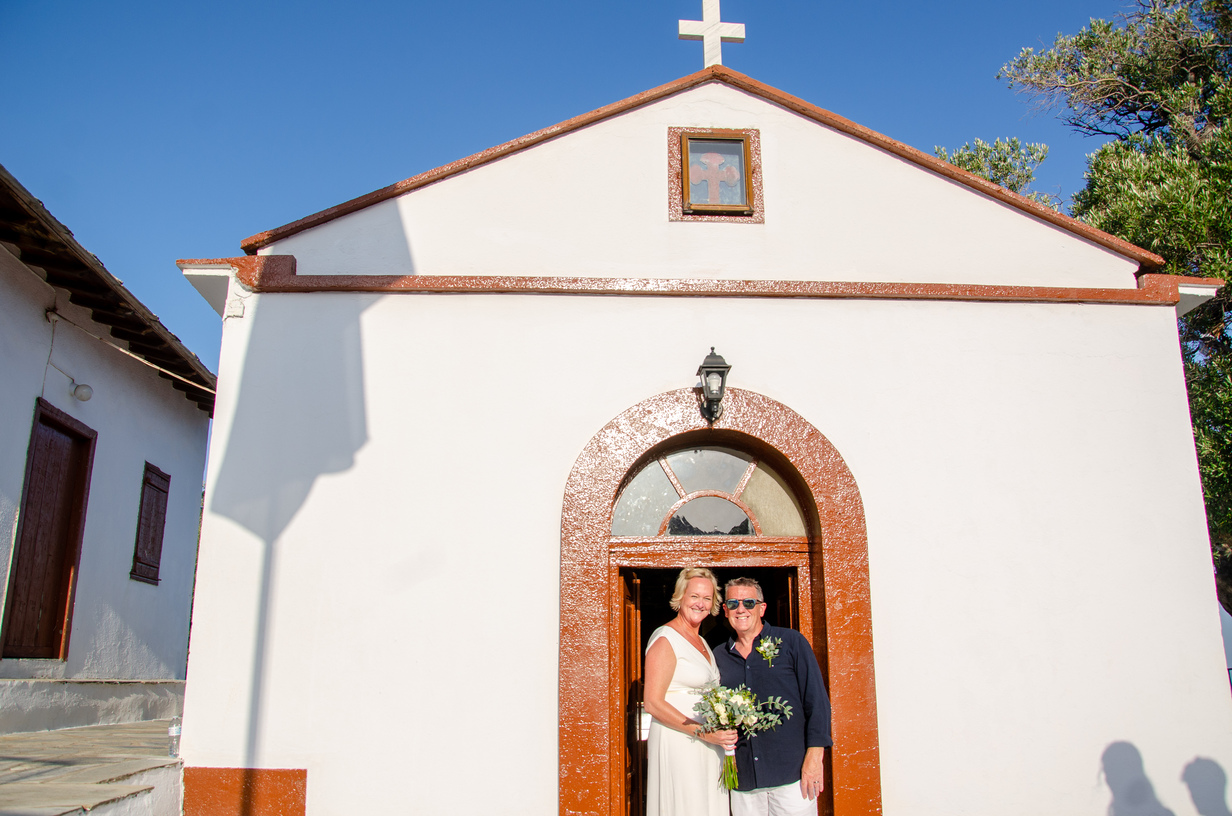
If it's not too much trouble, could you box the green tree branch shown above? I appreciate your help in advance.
[995,0,1232,608]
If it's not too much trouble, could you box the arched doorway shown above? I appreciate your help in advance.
[559,388,882,816]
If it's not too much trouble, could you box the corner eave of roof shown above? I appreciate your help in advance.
[0,163,217,413]
[239,66,1165,271]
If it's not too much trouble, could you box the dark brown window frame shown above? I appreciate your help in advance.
[668,127,764,223]
[1,398,97,660]
[130,463,171,586]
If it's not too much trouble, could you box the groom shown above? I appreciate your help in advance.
[714,577,832,816]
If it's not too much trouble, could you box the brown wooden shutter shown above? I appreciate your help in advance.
[130,463,170,585]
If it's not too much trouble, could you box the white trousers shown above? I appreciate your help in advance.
[730,781,819,816]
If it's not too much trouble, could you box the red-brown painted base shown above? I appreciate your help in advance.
[183,767,306,816]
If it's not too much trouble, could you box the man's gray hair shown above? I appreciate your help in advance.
[724,576,764,602]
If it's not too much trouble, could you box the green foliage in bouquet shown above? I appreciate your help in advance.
[694,684,793,789]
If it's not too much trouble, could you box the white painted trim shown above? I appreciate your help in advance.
[1177,282,1223,316]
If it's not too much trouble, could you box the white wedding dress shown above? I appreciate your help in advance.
[645,625,728,816]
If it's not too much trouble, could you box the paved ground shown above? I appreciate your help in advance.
[0,720,177,815]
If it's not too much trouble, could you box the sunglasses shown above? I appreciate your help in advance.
[724,598,763,610]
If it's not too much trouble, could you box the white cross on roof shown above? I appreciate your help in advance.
[678,0,745,68]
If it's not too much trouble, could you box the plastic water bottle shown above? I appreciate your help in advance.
[168,716,182,758]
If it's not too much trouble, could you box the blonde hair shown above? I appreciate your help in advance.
[669,567,723,616]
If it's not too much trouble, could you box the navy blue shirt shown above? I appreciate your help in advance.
[714,623,832,791]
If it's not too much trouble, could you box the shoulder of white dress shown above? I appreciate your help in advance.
[646,626,676,653]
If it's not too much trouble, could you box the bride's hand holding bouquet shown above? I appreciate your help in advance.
[692,723,738,752]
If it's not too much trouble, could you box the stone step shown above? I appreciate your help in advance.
[0,720,179,816]
[0,781,152,815]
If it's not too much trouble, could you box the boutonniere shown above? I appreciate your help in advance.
[756,636,782,667]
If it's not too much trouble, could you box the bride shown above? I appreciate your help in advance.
[643,567,737,816]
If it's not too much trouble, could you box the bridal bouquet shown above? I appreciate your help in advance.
[693,684,792,789]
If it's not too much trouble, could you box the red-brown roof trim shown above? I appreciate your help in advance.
[239,66,1165,270]
[180,255,1220,307]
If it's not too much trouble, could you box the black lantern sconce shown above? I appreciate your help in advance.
[696,347,731,423]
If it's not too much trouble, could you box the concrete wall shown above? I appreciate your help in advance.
[263,83,1140,289]
[0,679,183,735]
[182,286,1232,816]
[0,246,210,727]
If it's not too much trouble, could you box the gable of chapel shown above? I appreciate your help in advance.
[246,68,1157,289]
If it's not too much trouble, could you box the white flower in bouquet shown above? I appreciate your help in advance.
[693,683,793,790]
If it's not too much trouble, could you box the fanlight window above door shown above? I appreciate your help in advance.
[611,447,806,537]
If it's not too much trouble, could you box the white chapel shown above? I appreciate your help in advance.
[176,14,1231,814]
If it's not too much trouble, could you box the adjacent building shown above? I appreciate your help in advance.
[0,164,214,733]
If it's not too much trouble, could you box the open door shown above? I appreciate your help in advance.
[561,392,882,816]
[775,570,798,630]
[619,566,804,816]
[621,571,645,816]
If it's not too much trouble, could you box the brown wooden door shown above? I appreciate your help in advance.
[622,571,645,816]
[2,399,96,659]
[775,570,798,630]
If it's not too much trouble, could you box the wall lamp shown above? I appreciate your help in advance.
[696,347,731,424]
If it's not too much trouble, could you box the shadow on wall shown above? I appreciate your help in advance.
[1103,742,1176,816]
[313,198,416,276]
[207,292,379,773]
[1102,742,1232,816]
[1183,758,1232,816]
[211,293,377,542]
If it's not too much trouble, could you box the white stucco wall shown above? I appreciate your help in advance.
[262,82,1140,289]
[0,247,210,696]
[182,284,1231,816]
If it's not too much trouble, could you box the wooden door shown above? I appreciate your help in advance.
[621,571,645,816]
[2,399,96,659]
[775,570,798,629]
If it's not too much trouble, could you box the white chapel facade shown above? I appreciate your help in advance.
[177,64,1230,816]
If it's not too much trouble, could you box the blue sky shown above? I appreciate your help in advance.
[1,0,1133,371]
